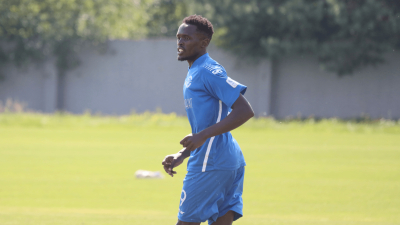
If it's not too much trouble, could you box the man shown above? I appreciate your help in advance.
[162,15,254,225]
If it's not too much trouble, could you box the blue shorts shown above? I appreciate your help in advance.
[177,166,245,224]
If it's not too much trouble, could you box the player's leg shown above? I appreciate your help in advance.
[176,220,200,225]
[211,210,234,225]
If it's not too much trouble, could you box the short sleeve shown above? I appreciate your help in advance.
[201,66,247,109]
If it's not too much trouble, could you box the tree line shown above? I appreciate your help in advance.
[1,0,399,77]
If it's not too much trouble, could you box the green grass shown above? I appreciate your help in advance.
[0,113,399,225]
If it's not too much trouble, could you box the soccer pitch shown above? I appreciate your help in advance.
[0,113,399,225]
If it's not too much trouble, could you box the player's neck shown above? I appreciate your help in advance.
[188,51,207,68]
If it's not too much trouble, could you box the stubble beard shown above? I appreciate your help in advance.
[178,53,198,62]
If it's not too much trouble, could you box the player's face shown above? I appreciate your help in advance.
[176,23,206,62]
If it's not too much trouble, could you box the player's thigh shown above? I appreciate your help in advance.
[176,220,200,225]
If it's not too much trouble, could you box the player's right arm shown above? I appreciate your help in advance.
[162,147,191,177]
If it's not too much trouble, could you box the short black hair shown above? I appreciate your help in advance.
[182,15,214,40]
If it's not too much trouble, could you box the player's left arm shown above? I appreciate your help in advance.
[180,94,254,151]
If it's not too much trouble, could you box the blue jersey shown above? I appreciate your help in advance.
[183,53,247,172]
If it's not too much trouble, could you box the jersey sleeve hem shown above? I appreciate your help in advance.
[225,85,247,109]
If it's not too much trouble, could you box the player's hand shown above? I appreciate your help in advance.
[161,153,184,177]
[180,133,207,151]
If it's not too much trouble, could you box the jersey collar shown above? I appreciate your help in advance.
[189,53,209,70]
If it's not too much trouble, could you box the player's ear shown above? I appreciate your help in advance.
[201,38,210,49]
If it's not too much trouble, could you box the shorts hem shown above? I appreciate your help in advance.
[177,216,205,224]
[208,207,243,225]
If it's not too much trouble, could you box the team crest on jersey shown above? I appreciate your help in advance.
[203,64,224,75]
[185,76,192,88]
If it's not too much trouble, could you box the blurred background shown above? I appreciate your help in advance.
[1,0,400,119]
[0,1,399,225]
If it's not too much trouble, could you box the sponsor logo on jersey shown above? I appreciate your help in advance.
[212,68,223,75]
[204,64,224,75]
[226,77,239,88]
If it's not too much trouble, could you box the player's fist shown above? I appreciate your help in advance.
[179,133,193,145]
[180,133,207,151]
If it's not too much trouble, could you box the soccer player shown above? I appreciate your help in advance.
[162,15,254,225]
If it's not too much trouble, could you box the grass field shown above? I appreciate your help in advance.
[0,113,399,225]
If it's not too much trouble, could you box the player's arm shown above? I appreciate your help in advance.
[162,147,191,177]
[180,94,254,151]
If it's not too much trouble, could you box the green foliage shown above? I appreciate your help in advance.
[189,0,400,75]
[2,0,399,76]
[145,0,188,37]
[0,0,149,74]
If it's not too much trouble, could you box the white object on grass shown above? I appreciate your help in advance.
[135,170,164,179]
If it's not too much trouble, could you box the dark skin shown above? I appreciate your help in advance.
[162,23,254,225]
[176,23,209,67]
